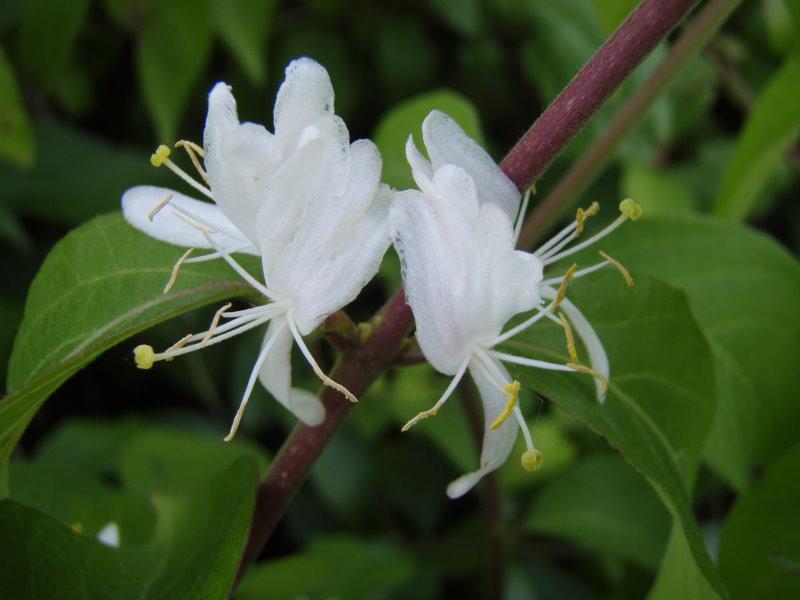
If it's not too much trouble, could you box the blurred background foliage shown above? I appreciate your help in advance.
[1,0,799,598]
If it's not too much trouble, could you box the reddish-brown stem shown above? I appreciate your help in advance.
[234,0,702,583]
[501,0,698,191]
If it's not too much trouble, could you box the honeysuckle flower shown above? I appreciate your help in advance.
[390,110,640,498]
[121,58,390,438]
[97,522,120,548]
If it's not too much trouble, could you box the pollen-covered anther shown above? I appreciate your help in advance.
[599,251,634,286]
[575,201,600,237]
[202,303,233,343]
[148,194,173,221]
[175,140,208,183]
[150,144,171,167]
[567,362,609,397]
[490,380,521,430]
[619,198,643,221]
[134,344,156,369]
[552,263,578,312]
[401,408,438,432]
[521,448,543,472]
[559,313,579,362]
[164,248,194,293]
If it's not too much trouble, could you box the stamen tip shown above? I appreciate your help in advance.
[133,344,156,369]
[619,198,642,221]
[521,448,543,472]
[150,144,171,167]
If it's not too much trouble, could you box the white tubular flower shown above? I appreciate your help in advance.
[121,58,389,437]
[390,110,641,499]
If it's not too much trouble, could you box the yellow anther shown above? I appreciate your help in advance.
[521,448,543,472]
[575,201,600,237]
[164,248,194,294]
[567,362,609,397]
[599,251,634,287]
[150,144,171,167]
[70,522,84,534]
[530,182,537,195]
[175,140,208,182]
[559,313,579,362]
[490,380,521,430]
[134,344,156,369]
[165,334,193,357]
[148,194,173,221]
[619,198,642,221]
[552,263,578,312]
[202,303,232,343]
[401,408,438,432]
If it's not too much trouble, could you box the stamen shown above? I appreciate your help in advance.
[200,231,276,301]
[288,317,358,403]
[575,201,600,237]
[164,334,193,359]
[149,194,174,221]
[164,248,194,293]
[490,380,521,430]
[202,303,232,343]
[513,187,532,243]
[175,140,208,183]
[172,211,216,235]
[598,251,634,286]
[552,263,577,312]
[134,345,156,369]
[567,362,609,397]
[559,313,579,362]
[402,359,469,432]
[224,321,286,442]
[183,243,255,263]
[521,448,544,471]
[489,350,577,372]
[151,144,213,199]
[541,260,608,286]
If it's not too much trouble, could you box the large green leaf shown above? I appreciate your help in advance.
[0,457,258,599]
[0,49,34,168]
[137,0,214,141]
[16,0,89,91]
[506,272,724,595]
[0,121,170,225]
[647,523,718,600]
[373,90,484,191]
[714,57,800,221]
[597,216,800,489]
[526,453,671,569]
[213,0,277,84]
[1,213,259,493]
[718,443,800,599]
[237,535,415,600]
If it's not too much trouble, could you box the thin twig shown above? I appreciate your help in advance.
[233,0,705,586]
[517,0,742,248]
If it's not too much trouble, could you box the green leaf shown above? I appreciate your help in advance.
[526,453,670,568]
[16,0,89,90]
[137,0,214,142]
[506,272,725,596]
[598,216,800,490]
[592,0,639,34]
[426,0,482,35]
[648,524,718,600]
[213,0,276,84]
[237,535,415,600]
[0,120,170,225]
[373,90,484,191]
[1,214,259,493]
[718,444,800,599]
[0,49,34,168]
[622,162,696,216]
[0,457,258,599]
[714,57,800,221]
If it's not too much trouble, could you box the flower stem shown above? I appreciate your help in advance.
[233,0,705,586]
[516,0,742,249]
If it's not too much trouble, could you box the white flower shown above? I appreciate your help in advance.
[122,58,389,438]
[96,522,120,548]
[390,110,641,498]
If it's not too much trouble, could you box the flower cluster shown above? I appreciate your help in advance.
[122,58,640,494]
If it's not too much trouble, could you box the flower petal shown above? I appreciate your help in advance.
[273,58,335,154]
[422,109,520,221]
[121,185,256,253]
[405,135,434,192]
[541,287,610,402]
[447,357,518,498]
[258,318,325,426]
